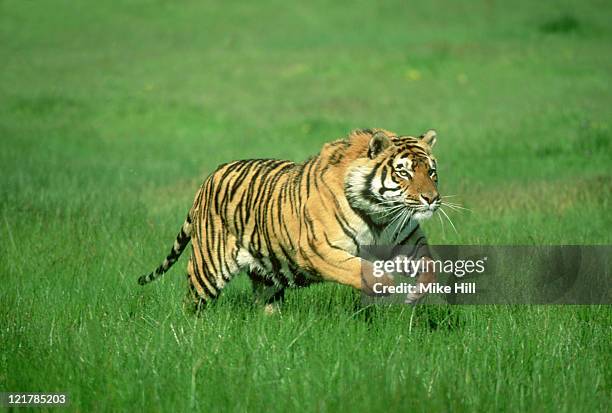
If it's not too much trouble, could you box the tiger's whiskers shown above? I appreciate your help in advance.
[438,207,458,235]
[441,201,471,212]
[437,209,446,238]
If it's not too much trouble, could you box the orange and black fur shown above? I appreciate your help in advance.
[138,129,441,310]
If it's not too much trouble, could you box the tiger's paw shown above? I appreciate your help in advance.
[405,293,424,306]
[263,302,281,315]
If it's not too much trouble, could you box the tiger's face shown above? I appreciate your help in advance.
[386,133,440,221]
[345,129,440,224]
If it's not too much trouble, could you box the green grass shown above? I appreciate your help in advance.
[1,0,611,411]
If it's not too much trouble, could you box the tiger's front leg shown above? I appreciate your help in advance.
[403,257,436,305]
[297,242,396,295]
[396,226,436,305]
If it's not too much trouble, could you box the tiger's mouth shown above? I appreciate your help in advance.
[374,199,439,224]
[412,209,434,221]
[411,198,440,221]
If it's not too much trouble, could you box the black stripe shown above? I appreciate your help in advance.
[192,253,218,297]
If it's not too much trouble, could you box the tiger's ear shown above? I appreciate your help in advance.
[367,131,391,159]
[419,129,437,148]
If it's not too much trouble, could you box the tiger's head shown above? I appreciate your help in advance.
[345,129,440,224]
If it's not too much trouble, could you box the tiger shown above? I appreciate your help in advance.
[137,128,440,312]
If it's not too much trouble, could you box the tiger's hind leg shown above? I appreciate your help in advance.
[183,273,206,314]
[248,270,285,315]
[183,257,211,314]
[185,236,242,312]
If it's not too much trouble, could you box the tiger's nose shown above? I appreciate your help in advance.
[421,193,439,205]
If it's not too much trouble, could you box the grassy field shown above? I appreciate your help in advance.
[1,0,611,411]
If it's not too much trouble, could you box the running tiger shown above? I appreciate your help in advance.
[138,128,441,311]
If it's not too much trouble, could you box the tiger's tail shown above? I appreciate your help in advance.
[138,214,193,285]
